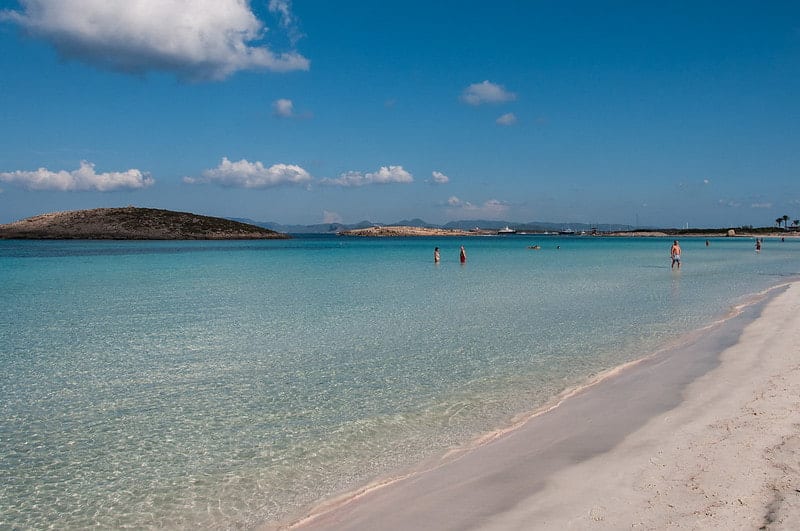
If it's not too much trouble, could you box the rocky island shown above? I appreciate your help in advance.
[0,207,289,240]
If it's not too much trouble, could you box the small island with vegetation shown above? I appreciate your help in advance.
[0,207,289,240]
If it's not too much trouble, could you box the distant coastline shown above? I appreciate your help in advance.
[3,207,797,239]
[338,226,798,238]
[338,226,490,237]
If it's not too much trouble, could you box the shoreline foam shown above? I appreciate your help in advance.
[285,281,800,530]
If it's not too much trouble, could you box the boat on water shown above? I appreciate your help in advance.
[497,226,517,234]
[558,228,576,235]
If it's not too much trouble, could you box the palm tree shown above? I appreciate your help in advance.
[776,217,784,228]
[782,215,790,230]
[794,219,800,231]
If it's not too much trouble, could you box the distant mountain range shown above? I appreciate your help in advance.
[229,217,636,234]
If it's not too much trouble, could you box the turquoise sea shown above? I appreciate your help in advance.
[2,235,799,528]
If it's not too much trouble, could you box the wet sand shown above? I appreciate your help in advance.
[288,282,800,530]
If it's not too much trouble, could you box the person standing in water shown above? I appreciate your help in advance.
[459,245,467,264]
[670,240,681,270]
[434,247,440,263]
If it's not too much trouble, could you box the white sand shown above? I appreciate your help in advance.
[486,283,800,529]
[289,282,800,530]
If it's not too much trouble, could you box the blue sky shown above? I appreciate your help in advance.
[0,1,798,227]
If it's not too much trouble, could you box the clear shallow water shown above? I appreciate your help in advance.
[1,236,798,528]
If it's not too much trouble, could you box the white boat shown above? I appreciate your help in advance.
[497,226,516,234]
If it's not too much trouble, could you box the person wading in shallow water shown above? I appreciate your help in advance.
[459,245,467,264]
[434,247,440,263]
[670,240,681,270]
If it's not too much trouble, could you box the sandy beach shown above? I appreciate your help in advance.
[289,281,800,530]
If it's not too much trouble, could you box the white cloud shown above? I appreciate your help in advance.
[445,196,510,218]
[1,0,309,80]
[272,98,312,119]
[718,199,742,208]
[478,199,511,216]
[751,202,773,209]
[320,165,413,187]
[496,112,517,126]
[269,0,302,46]
[0,161,153,191]
[322,210,342,224]
[431,171,450,184]
[461,80,516,105]
[273,98,294,118]
[184,157,312,188]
